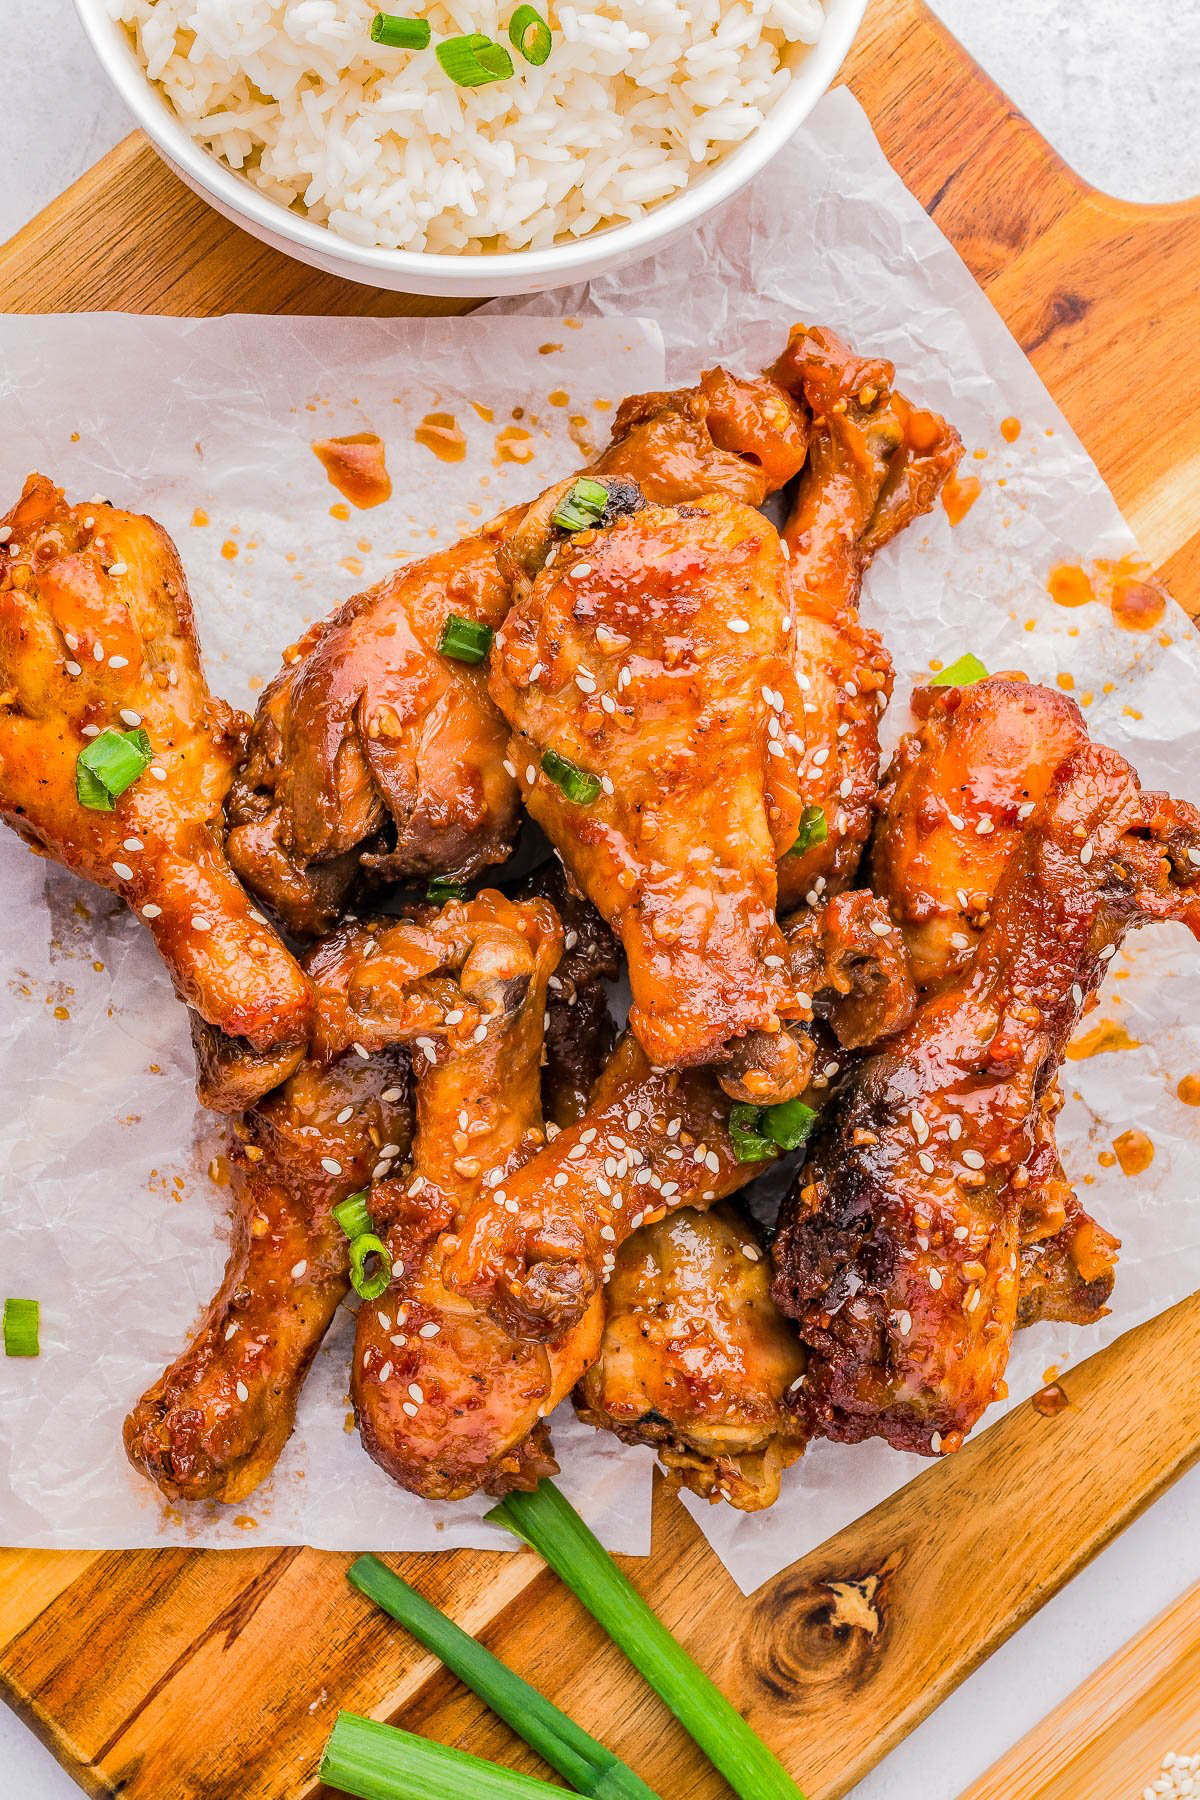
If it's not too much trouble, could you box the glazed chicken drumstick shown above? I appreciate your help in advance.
[772,732,1200,1456]
[0,475,313,1103]
[124,922,411,1504]
[227,361,809,939]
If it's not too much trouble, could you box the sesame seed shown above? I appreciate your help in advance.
[336,1106,354,1125]
[236,1380,249,1402]
[1189,847,1200,868]
[122,837,143,852]
[378,1362,393,1383]
[381,1087,403,1103]
[950,932,971,949]
[108,655,129,670]
[392,1259,405,1279]
[869,919,892,938]
[321,1158,343,1175]
[727,618,750,633]
[812,747,830,766]
[947,1117,962,1141]
[929,1268,943,1290]
[473,1024,488,1044]
[1071,983,1083,1007]
[526,764,537,784]
[119,709,142,728]
[377,1313,391,1331]
[505,1198,519,1214]
[402,1401,418,1417]
[975,818,994,836]
[599,1224,616,1242]
[419,1322,440,1338]
[408,1383,424,1403]
[64,660,82,677]
[407,1176,426,1196]
[1080,840,1093,866]
[0,526,10,544]
[224,1322,238,1340]
[917,1151,934,1174]
[962,1149,985,1170]
[947,812,965,830]
[931,1432,943,1453]
[954,1225,969,1241]
[575,674,596,694]
[897,1310,912,1336]
[191,914,211,931]
[741,1244,760,1262]
[93,642,105,662]
[107,561,128,577]
[705,1151,720,1174]
[571,563,592,580]
[371,1162,389,1181]
[149,765,167,780]
[111,861,134,882]
[503,759,516,778]
[910,1109,929,1144]
[1017,801,1035,820]
[141,903,162,919]
[839,777,853,797]
[352,1042,370,1060]
[766,739,785,758]
[600,775,614,795]
[291,1260,307,1278]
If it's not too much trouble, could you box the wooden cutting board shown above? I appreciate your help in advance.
[2,3,1199,1796]
[960,1578,1200,1800]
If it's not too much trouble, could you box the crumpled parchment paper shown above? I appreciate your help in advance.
[1,90,1197,1585]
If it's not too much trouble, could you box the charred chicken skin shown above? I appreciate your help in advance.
[351,892,604,1500]
[0,476,312,1091]
[124,923,410,1503]
[772,738,1200,1456]
[577,1202,808,1512]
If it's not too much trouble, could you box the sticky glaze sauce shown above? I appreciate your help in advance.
[313,433,393,507]
[1064,1020,1141,1061]
[941,473,981,526]
[1047,556,1168,631]
[415,413,467,463]
[495,424,534,464]
[1112,1128,1154,1176]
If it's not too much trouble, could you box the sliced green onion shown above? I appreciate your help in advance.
[509,4,553,65]
[347,1556,658,1798]
[76,726,153,811]
[3,1297,39,1357]
[333,1191,374,1241]
[763,1097,818,1151]
[321,1711,565,1799]
[930,652,989,688]
[784,803,828,859]
[350,1233,391,1301]
[541,748,601,806]
[436,32,514,87]
[487,1482,805,1800]
[370,12,431,48]
[426,877,469,905]
[727,1102,777,1164]
[552,477,608,533]
[728,1098,818,1162]
[438,613,494,664]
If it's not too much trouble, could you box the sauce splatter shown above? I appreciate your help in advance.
[191,508,209,527]
[415,412,467,463]
[1176,1074,1200,1106]
[1112,1128,1154,1176]
[495,424,534,464]
[313,433,393,507]
[1032,1382,1070,1417]
[548,389,570,407]
[1065,1019,1141,1061]
[941,473,981,526]
[1047,556,1168,631]
[538,342,564,355]
[329,502,351,522]
[470,401,494,423]
[221,540,239,561]
[1000,416,1022,443]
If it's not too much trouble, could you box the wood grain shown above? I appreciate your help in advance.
[2,2,1199,1796]
[959,1578,1200,1800]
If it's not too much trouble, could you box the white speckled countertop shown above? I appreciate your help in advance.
[1,4,1198,1796]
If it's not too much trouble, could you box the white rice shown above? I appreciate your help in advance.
[106,0,826,253]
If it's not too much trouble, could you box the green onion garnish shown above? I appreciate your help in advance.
[784,803,828,859]
[3,1297,39,1357]
[552,477,609,533]
[346,1556,658,1798]
[436,32,514,86]
[333,1191,374,1241]
[487,1481,805,1800]
[728,1098,818,1163]
[426,878,468,905]
[930,652,989,688]
[76,726,153,812]
[541,748,601,806]
[508,3,553,64]
[727,1102,777,1163]
[370,12,431,48]
[439,613,494,664]
[350,1233,391,1301]
[321,1712,567,1799]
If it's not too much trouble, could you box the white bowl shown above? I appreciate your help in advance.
[74,0,867,298]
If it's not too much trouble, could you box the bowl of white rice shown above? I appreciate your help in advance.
[77,0,867,296]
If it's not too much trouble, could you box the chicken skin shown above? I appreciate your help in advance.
[351,892,604,1500]
[576,1203,808,1512]
[492,491,813,1092]
[772,740,1200,1455]
[871,674,1120,1322]
[0,476,312,1092]
[228,363,809,940]
[124,923,410,1504]
[770,327,963,910]
[520,862,619,1130]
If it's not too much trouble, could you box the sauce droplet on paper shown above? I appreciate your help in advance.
[1065,1019,1141,1061]
[495,424,534,465]
[313,433,393,506]
[1177,1074,1200,1106]
[1000,416,1022,443]
[1112,1128,1154,1176]
[414,413,467,463]
[1047,556,1168,631]
[941,474,981,526]
[1032,1382,1070,1417]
